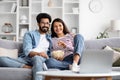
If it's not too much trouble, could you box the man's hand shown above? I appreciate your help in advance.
[29,51,49,59]
[38,52,49,59]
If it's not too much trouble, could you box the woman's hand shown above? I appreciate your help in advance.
[54,56,64,61]
[52,50,64,61]
[58,41,66,48]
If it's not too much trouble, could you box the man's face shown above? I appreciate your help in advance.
[38,18,50,33]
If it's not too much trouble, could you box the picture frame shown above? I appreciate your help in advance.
[20,28,28,37]
[71,27,77,34]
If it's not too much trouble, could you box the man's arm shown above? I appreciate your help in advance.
[29,51,39,57]
[29,51,49,58]
[23,32,49,58]
[23,32,33,57]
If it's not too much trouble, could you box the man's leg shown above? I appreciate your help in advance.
[0,57,27,68]
[32,55,46,80]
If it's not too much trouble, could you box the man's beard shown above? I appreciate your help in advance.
[40,26,49,33]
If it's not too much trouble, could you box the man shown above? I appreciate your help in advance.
[23,13,52,80]
[0,13,52,80]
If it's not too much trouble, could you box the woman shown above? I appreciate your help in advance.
[46,18,84,72]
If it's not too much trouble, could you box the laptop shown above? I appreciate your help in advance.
[79,50,113,73]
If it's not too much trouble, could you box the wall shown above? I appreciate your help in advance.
[79,0,120,40]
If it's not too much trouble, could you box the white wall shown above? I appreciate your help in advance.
[79,0,120,40]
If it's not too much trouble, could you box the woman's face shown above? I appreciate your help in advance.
[53,22,64,35]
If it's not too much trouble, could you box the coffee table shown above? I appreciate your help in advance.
[37,70,120,80]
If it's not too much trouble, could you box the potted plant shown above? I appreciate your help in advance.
[96,28,109,39]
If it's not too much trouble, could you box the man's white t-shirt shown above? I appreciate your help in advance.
[32,34,49,53]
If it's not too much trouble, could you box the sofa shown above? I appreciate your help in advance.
[0,37,120,80]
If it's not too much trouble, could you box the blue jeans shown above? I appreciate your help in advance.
[32,56,46,80]
[0,57,26,67]
[0,55,46,80]
[45,34,84,70]
[45,54,73,70]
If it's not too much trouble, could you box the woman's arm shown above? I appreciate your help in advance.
[58,40,74,51]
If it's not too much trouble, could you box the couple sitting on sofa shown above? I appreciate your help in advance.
[0,13,84,80]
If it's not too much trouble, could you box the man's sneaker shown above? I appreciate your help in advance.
[71,63,80,73]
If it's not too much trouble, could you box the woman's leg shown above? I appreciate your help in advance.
[74,34,84,64]
[63,54,73,64]
[45,58,70,70]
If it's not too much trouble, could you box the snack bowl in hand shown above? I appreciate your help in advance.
[51,50,64,60]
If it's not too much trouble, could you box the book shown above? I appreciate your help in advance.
[11,3,17,13]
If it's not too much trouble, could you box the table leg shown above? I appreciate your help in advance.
[44,76,51,80]
[90,77,112,80]
[91,78,96,80]
[106,77,112,80]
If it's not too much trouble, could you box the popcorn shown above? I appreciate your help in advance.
[51,50,64,60]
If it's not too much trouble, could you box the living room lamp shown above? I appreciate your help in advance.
[111,20,120,37]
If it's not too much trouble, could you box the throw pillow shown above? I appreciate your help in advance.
[112,47,120,66]
[0,47,18,59]
[103,46,120,63]
[113,58,120,66]
[112,47,120,52]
